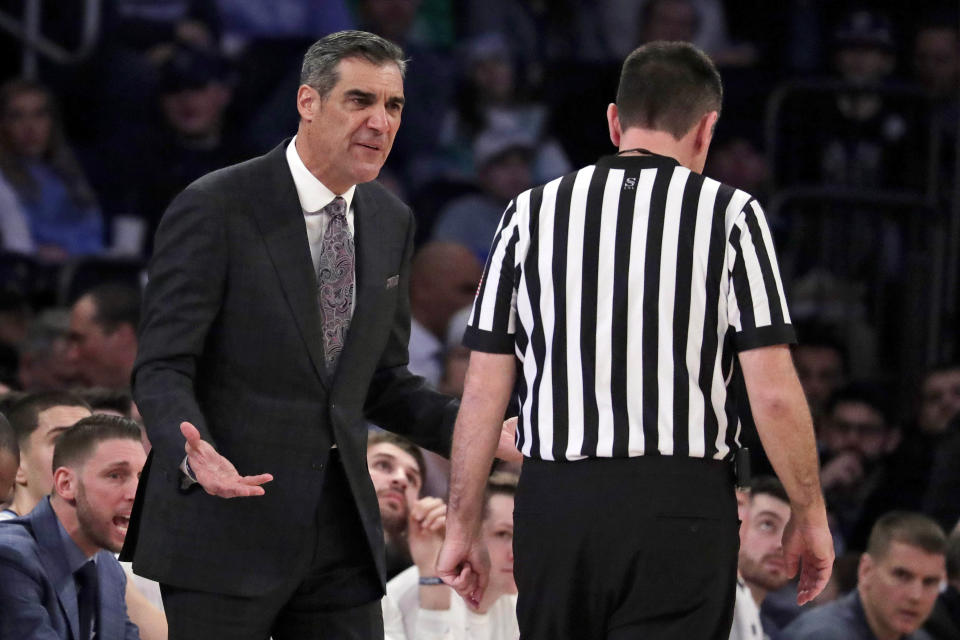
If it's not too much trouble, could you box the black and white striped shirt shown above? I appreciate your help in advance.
[463,153,795,462]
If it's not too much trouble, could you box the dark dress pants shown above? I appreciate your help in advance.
[513,454,740,640]
[161,449,383,640]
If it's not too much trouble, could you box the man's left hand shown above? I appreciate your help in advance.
[436,533,489,611]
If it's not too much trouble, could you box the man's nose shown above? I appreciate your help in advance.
[366,105,388,132]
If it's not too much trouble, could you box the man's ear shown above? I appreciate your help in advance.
[607,103,622,148]
[53,466,77,501]
[296,84,321,122]
[858,551,874,585]
[694,110,719,154]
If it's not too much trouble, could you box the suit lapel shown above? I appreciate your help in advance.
[250,142,331,389]
[96,551,124,640]
[32,499,81,640]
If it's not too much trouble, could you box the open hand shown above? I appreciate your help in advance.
[782,510,835,605]
[180,422,273,498]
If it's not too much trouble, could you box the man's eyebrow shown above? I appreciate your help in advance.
[344,89,375,101]
[755,509,785,522]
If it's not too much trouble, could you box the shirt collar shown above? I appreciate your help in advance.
[286,136,356,214]
[54,504,95,569]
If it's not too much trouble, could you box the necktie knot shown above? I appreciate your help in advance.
[325,196,346,220]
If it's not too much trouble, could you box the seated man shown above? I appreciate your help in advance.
[0,414,145,639]
[782,511,946,640]
[383,471,519,640]
[368,430,429,579]
[1,391,92,519]
[924,525,960,639]
[731,476,793,640]
[0,413,18,511]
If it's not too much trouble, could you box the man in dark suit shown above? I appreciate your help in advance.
[122,30,498,639]
[0,415,145,639]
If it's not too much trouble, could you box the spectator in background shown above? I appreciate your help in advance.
[0,171,34,254]
[915,363,960,437]
[818,384,900,552]
[384,471,519,640]
[924,525,960,639]
[357,0,457,191]
[782,512,946,640]
[913,15,960,202]
[791,327,848,427]
[17,309,81,392]
[367,430,428,580]
[432,128,535,263]
[438,306,472,399]
[782,10,920,191]
[433,32,570,188]
[78,387,134,419]
[0,415,145,640]
[408,242,483,387]
[0,79,104,261]
[732,477,793,640]
[1,391,91,520]
[67,283,141,390]
[93,44,250,254]
[0,414,17,512]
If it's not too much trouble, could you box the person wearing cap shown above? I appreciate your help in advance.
[431,127,536,262]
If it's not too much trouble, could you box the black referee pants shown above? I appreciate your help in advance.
[513,455,739,639]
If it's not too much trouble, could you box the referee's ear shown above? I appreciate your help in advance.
[607,103,622,148]
[691,110,720,172]
[693,110,720,154]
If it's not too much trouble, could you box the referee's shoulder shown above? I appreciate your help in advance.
[694,168,764,212]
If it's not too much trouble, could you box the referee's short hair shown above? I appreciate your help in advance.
[615,41,723,139]
[866,511,946,561]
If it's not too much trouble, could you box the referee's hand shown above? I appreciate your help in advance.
[436,534,490,611]
[783,509,834,606]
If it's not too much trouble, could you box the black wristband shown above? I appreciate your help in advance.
[418,576,444,585]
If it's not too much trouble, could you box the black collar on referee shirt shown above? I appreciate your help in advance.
[596,148,680,169]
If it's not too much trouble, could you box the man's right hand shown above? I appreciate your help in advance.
[782,506,835,606]
[180,422,273,498]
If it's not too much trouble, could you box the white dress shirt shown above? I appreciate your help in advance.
[285,137,357,306]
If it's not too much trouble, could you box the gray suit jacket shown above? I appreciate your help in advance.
[0,497,139,640]
[122,141,458,597]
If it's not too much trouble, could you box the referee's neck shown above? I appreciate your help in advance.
[617,129,692,168]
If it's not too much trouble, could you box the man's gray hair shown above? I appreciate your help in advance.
[300,30,407,100]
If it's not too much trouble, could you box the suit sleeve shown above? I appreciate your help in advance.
[132,183,228,469]
[0,554,60,639]
[364,208,459,457]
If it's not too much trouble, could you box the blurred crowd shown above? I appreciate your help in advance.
[1,1,960,639]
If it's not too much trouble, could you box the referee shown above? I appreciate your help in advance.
[437,42,833,639]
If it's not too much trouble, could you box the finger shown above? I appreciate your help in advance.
[180,421,202,445]
[239,473,274,486]
[222,483,267,498]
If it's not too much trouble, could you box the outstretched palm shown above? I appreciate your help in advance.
[180,422,273,498]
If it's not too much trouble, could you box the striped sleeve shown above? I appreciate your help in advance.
[463,198,522,354]
[726,199,796,351]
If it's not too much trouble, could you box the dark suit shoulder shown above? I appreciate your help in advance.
[0,519,44,575]
[357,180,413,219]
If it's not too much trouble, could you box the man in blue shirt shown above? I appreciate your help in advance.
[783,512,945,640]
[0,415,144,639]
